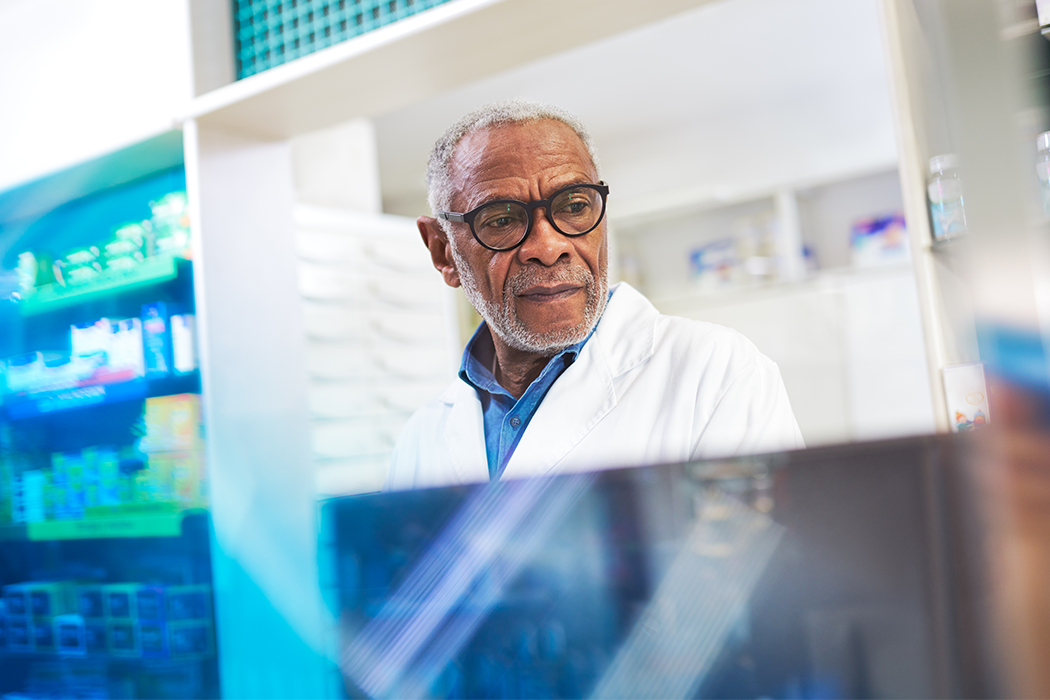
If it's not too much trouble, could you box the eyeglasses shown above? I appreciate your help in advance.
[437,182,610,252]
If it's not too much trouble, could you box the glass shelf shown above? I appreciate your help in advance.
[18,255,184,317]
[2,372,200,421]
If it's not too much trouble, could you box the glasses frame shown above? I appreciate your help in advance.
[437,182,610,252]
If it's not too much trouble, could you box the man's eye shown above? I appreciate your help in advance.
[478,206,525,230]
[556,198,591,216]
[481,215,517,229]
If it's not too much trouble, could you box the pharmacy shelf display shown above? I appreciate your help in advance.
[0,134,218,699]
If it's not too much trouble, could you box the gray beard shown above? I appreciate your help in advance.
[449,240,608,356]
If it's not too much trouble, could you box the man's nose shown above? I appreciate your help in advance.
[517,208,572,266]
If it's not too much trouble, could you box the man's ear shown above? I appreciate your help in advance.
[418,216,461,288]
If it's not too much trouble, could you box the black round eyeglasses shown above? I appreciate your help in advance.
[437,182,609,252]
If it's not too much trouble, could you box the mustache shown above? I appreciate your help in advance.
[505,263,594,296]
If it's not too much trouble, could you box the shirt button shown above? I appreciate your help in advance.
[509,416,521,428]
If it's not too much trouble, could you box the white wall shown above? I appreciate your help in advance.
[0,0,192,191]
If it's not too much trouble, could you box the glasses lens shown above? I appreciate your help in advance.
[473,201,529,249]
[550,186,604,235]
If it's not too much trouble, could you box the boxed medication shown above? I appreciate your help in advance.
[7,617,31,652]
[54,613,86,656]
[138,621,168,658]
[134,585,166,622]
[84,619,106,653]
[166,585,212,621]
[3,583,29,617]
[76,585,105,619]
[107,620,140,657]
[103,584,144,619]
[139,394,203,452]
[32,616,56,653]
[167,620,213,658]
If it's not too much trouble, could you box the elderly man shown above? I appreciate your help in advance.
[386,100,803,490]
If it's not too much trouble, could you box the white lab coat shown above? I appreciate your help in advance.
[386,282,803,490]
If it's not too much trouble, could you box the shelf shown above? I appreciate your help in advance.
[0,508,206,542]
[183,0,711,138]
[2,372,200,420]
[647,262,917,311]
[19,255,183,316]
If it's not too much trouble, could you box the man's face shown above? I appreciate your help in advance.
[443,119,609,355]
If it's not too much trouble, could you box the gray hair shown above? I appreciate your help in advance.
[425,99,601,222]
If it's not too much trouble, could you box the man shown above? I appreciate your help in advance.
[386,100,803,490]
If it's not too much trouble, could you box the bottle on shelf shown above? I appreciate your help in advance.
[927,153,967,242]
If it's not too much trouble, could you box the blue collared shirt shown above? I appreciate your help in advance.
[459,324,594,481]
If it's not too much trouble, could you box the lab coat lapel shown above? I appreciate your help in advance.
[441,381,490,485]
[501,282,657,480]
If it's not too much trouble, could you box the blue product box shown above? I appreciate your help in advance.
[0,612,6,651]
[166,585,212,621]
[84,620,107,654]
[141,302,172,379]
[32,616,55,653]
[135,586,165,622]
[7,617,30,651]
[167,620,213,658]
[138,621,168,658]
[103,583,149,619]
[3,584,28,616]
[107,620,140,657]
[54,614,86,656]
[76,586,104,618]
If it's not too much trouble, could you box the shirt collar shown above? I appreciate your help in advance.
[459,321,595,399]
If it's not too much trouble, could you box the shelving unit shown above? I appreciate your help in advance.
[0,133,216,699]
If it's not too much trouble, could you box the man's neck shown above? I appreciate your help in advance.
[491,338,552,400]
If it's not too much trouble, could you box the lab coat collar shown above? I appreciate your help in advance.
[437,282,657,483]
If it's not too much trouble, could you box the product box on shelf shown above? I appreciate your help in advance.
[103,583,149,620]
[84,619,106,654]
[6,616,31,652]
[31,616,56,653]
[3,583,29,617]
[106,620,140,657]
[0,601,7,651]
[133,585,166,622]
[54,613,86,656]
[76,585,104,619]
[138,620,169,658]
[167,620,213,659]
[166,585,212,621]
[142,302,172,379]
[138,393,203,453]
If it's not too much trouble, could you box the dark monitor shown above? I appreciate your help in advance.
[323,434,992,699]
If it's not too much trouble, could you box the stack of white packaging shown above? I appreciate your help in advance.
[294,206,459,495]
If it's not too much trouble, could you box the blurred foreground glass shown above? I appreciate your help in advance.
[325,436,992,699]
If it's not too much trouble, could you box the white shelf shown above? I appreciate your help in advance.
[182,0,713,138]
[649,262,917,312]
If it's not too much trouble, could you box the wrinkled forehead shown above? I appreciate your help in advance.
[447,120,596,196]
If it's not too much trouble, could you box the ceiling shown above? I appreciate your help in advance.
[373,0,898,221]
